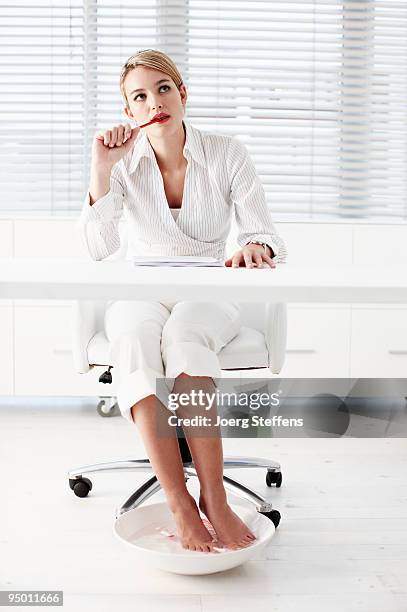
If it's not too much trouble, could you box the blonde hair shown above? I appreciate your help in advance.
[120,49,184,109]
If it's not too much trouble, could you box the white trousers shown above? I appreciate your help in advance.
[104,300,241,424]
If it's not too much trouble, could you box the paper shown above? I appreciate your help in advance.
[132,256,224,267]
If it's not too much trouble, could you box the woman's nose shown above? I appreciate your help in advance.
[152,100,163,111]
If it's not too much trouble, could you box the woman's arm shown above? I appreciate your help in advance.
[77,165,125,261]
[226,138,288,266]
[89,163,113,205]
[77,124,138,261]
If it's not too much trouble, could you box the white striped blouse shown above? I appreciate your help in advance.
[77,119,287,263]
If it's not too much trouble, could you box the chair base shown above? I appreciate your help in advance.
[68,456,281,518]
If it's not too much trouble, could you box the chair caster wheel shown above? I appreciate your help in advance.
[97,399,118,418]
[69,477,93,498]
[266,470,282,488]
[261,509,281,529]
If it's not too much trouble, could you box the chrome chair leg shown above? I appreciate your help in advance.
[222,474,274,513]
[116,476,163,518]
[68,458,153,480]
[68,456,281,481]
[223,456,281,471]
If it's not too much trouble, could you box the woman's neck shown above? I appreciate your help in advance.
[148,121,187,173]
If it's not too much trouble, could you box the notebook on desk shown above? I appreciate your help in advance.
[132,255,224,267]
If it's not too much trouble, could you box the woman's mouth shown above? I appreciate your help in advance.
[153,112,171,123]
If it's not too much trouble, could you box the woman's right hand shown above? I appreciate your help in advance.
[92,123,140,169]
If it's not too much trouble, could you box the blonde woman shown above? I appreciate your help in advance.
[78,49,286,552]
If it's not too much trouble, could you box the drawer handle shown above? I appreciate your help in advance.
[286,349,317,354]
[388,350,407,355]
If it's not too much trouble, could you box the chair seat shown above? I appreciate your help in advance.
[87,326,269,371]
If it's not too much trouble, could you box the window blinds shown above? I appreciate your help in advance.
[1,0,406,220]
[183,0,407,220]
[0,1,85,213]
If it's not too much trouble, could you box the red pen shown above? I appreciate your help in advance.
[139,112,170,129]
[105,113,170,147]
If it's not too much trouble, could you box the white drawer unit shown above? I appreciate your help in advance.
[0,220,13,259]
[0,220,13,308]
[283,305,351,377]
[350,307,407,377]
[0,305,14,395]
[14,305,117,397]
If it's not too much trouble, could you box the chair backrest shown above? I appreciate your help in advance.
[238,303,266,332]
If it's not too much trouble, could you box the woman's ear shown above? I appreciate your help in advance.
[124,105,134,120]
[179,83,188,109]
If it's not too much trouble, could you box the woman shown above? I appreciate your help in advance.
[78,49,286,553]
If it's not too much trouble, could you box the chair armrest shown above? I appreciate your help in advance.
[71,300,99,373]
[264,303,287,374]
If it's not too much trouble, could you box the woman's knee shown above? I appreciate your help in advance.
[105,301,169,343]
[171,302,240,325]
[161,320,212,350]
[161,303,241,352]
[130,393,156,423]
[109,322,163,348]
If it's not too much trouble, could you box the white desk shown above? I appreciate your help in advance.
[1,259,407,303]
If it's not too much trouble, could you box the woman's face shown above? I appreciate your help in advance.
[123,65,187,134]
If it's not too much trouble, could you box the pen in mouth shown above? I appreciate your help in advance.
[139,113,171,128]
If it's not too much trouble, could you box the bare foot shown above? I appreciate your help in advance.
[199,494,256,550]
[168,493,219,553]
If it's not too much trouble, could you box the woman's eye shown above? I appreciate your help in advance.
[134,85,170,102]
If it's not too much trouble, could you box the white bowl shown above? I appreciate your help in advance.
[113,501,275,575]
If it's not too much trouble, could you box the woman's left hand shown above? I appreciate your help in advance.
[224,244,276,268]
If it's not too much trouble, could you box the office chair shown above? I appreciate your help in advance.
[69,229,286,528]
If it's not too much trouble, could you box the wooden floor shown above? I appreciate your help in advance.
[1,397,406,612]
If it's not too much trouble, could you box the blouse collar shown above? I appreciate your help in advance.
[128,118,206,174]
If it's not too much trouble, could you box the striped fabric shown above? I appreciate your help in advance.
[170,208,181,221]
[77,119,287,263]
